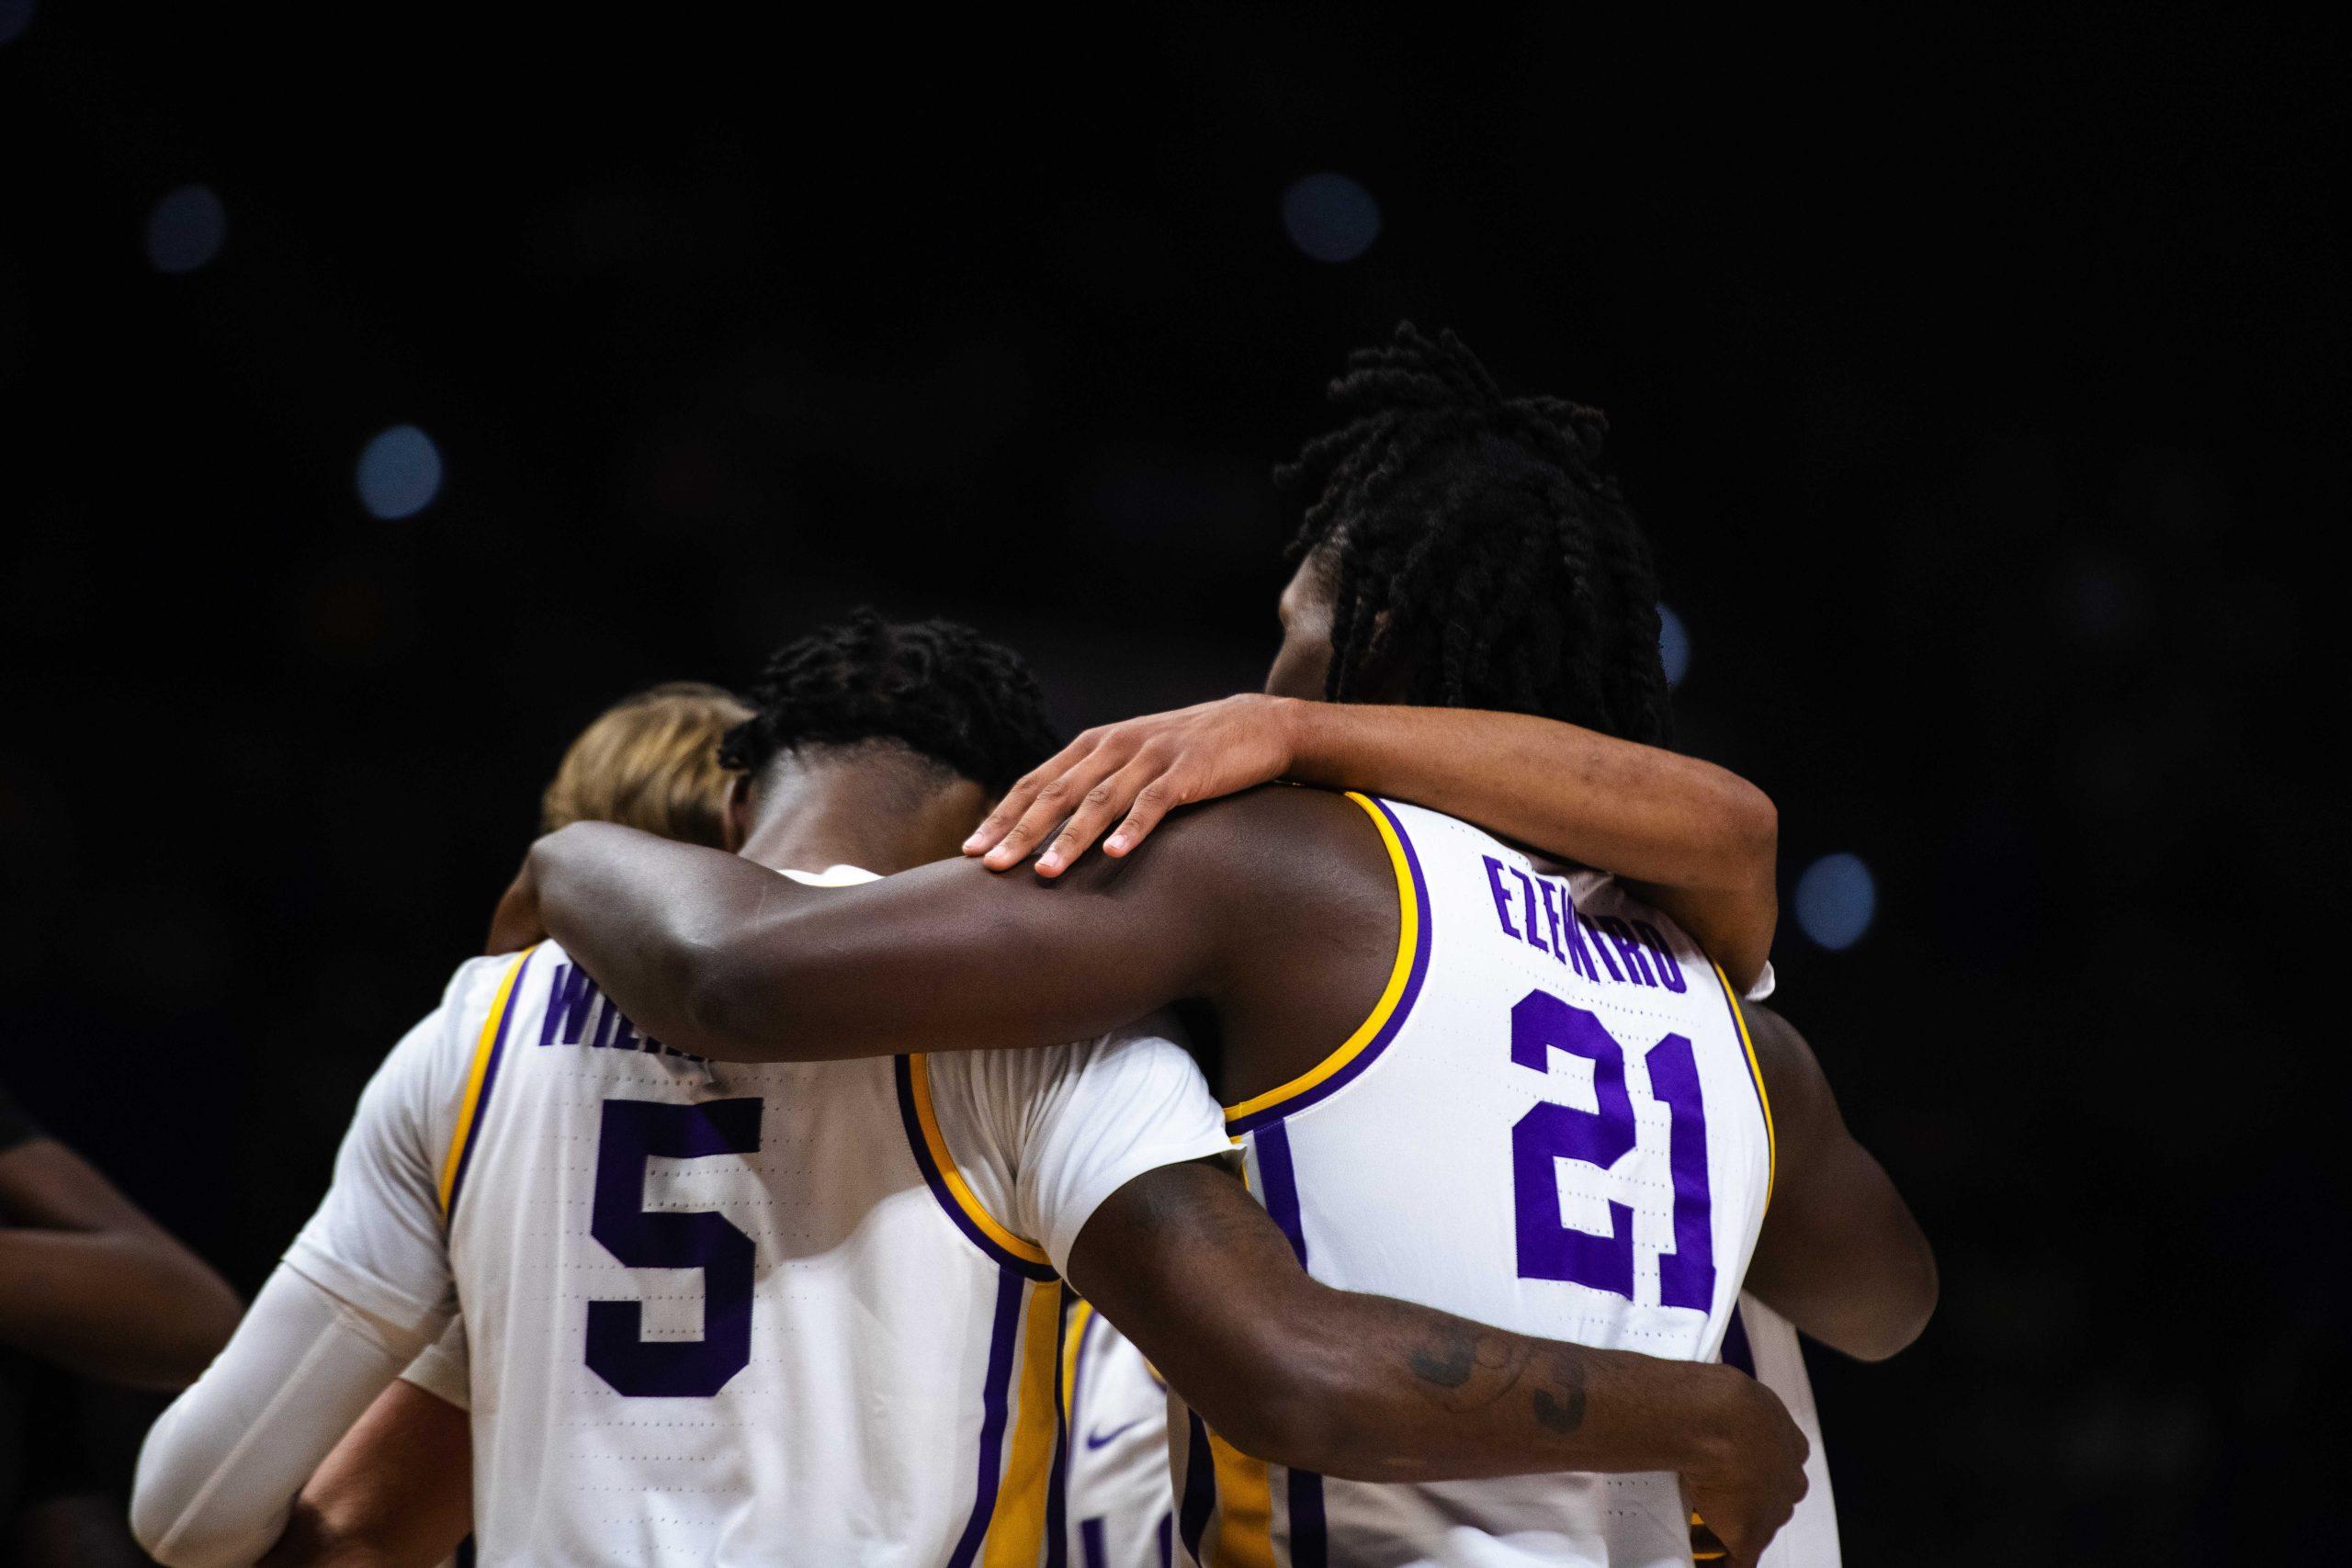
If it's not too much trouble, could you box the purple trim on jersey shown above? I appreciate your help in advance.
[1286,1464,1329,1568]
[947,1269,1028,1568]
[892,1055,1057,1281]
[1250,1122,1310,1269]
[1722,1303,1756,1378]
[445,948,534,1223]
[1178,1411,1216,1562]
[1250,1122,1328,1566]
[1225,795,1434,1135]
[1045,1289,1072,1568]
[1713,971,1770,1132]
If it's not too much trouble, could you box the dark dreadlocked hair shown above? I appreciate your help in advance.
[1278,321,1674,746]
[718,610,1061,795]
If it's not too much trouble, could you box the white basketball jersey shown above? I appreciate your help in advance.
[1722,1298,1838,1568]
[1173,795,1774,1568]
[289,874,1230,1567]
[1058,1301,1174,1568]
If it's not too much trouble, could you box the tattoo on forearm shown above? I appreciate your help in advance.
[1407,1321,1479,1388]
[1531,1349,1589,1435]
[1402,1318,1539,1416]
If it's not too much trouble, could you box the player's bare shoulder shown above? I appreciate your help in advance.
[1077,783,1400,937]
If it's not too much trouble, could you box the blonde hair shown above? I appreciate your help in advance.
[540,682,754,847]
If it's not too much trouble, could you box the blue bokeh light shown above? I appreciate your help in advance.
[1657,603,1690,688]
[0,0,34,45]
[1794,853,1876,951]
[144,184,228,274]
[356,426,444,520]
[1281,173,1381,264]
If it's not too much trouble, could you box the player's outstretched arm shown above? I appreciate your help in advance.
[1069,1159,1809,1566]
[960,695,1779,992]
[0,1134,243,1392]
[132,1267,446,1568]
[526,789,1346,1065]
[1739,1003,1938,1360]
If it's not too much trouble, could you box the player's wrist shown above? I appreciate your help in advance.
[1274,694,1340,783]
[1678,1363,1771,1481]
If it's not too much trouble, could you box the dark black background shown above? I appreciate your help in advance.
[3,6,2341,1560]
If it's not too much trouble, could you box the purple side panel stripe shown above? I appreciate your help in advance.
[893,1056,1057,1280]
[445,948,534,1222]
[947,1269,1026,1568]
[1251,1122,1309,1269]
[1251,1121,1328,1566]
[1286,1467,1329,1568]
[1722,1303,1756,1378]
[1178,1411,1216,1561]
[1226,795,1433,1134]
[1045,1289,1072,1568]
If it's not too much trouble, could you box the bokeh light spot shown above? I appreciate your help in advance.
[144,184,228,274]
[1794,853,1876,951]
[356,425,444,520]
[1657,604,1690,688]
[1281,173,1381,263]
[0,0,34,45]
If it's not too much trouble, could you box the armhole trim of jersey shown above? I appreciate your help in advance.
[438,946,537,1222]
[1223,791,1432,1134]
[893,1053,1057,1280]
[1711,961,1776,1214]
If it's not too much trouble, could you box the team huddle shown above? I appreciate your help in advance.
[129,326,1934,1568]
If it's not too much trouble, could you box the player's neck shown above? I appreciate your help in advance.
[736,751,986,878]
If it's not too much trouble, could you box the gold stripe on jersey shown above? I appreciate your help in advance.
[1060,1297,1093,1422]
[906,1053,1055,1269]
[1221,791,1419,1125]
[435,948,534,1217]
[1205,1429,1276,1568]
[1711,963,1776,1213]
[983,1279,1066,1568]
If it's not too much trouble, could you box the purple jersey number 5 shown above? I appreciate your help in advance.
[1510,989,1715,1310]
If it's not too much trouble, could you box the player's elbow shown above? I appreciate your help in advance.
[1842,1236,1940,1363]
[675,933,807,1062]
[1716,775,1778,892]
[1876,1237,1941,1360]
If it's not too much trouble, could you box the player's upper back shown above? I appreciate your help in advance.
[318,904,1225,1567]
[1182,795,1774,1568]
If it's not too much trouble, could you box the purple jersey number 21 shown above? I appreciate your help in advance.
[1510,990,1714,1310]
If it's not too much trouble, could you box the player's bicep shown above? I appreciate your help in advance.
[1741,1006,1936,1359]
[1064,1160,1317,1424]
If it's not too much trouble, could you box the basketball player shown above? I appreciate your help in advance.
[517,333,1934,1566]
[135,615,1811,1568]
[949,326,1895,1567]
[262,681,756,1568]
